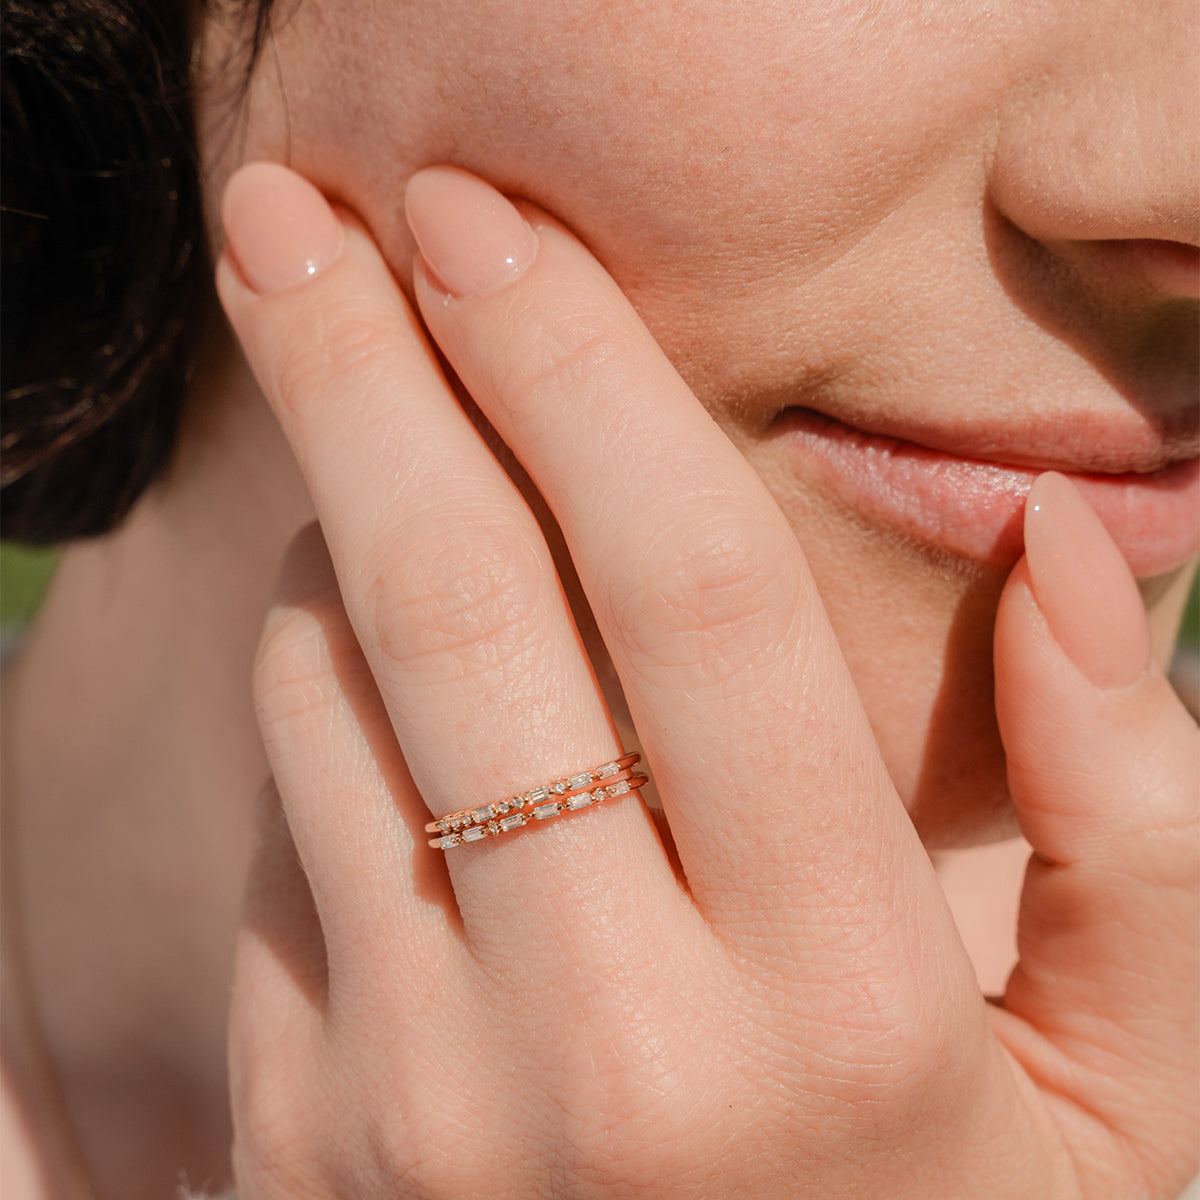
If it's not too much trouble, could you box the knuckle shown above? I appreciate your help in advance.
[802,964,967,1126]
[540,991,720,1191]
[364,1113,474,1200]
[359,1062,527,1198]
[272,296,396,423]
[367,518,549,684]
[493,305,626,435]
[229,1042,323,1195]
[232,1104,311,1197]
[613,509,803,667]
[559,1086,709,1191]
[253,601,361,737]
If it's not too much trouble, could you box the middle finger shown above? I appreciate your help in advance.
[404,167,952,969]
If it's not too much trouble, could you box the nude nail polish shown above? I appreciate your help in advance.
[1023,472,1151,689]
[404,166,538,297]
[222,162,344,294]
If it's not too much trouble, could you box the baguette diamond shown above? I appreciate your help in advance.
[425,752,645,847]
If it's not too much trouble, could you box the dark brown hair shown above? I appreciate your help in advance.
[1,0,274,543]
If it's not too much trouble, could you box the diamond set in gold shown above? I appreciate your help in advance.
[426,753,646,849]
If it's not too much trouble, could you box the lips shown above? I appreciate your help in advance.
[775,407,1200,577]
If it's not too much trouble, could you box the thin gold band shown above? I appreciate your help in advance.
[426,752,645,849]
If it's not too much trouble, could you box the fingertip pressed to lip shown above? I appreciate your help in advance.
[404,166,539,299]
[1023,472,1151,690]
[221,162,345,295]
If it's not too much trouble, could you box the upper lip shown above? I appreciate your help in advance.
[776,404,1200,476]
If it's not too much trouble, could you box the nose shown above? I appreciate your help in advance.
[988,0,1199,281]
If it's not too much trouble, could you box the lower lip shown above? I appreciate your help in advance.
[777,410,1200,577]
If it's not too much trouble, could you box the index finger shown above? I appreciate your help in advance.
[405,167,956,965]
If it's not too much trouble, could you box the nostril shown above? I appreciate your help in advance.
[1030,235,1200,302]
[1116,239,1200,300]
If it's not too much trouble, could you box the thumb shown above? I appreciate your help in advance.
[993,472,1198,1193]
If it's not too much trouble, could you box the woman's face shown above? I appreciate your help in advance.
[199,0,1199,847]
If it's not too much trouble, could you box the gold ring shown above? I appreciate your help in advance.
[427,752,646,849]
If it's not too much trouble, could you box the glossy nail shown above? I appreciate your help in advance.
[1023,472,1150,689]
[222,162,344,294]
[404,166,538,297]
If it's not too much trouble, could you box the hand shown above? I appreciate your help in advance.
[216,163,1198,1199]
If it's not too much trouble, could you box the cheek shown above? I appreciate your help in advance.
[221,0,1020,293]
[195,0,1091,853]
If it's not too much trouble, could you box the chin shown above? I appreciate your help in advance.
[879,699,1020,852]
[841,593,1021,852]
[750,444,1195,853]
[764,482,1021,850]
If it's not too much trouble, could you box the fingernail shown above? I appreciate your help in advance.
[1023,472,1150,689]
[221,162,344,294]
[404,166,538,297]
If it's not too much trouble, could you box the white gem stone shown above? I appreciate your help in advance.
[462,825,487,842]
[533,802,561,819]
[433,834,459,849]
[567,792,594,810]
[470,805,495,823]
[499,814,527,832]
[526,786,550,803]
[596,761,620,778]
[551,780,567,794]
[608,780,631,796]
[567,773,592,789]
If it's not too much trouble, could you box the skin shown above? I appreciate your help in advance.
[0,0,1196,1196]
[209,160,1197,1196]
[195,0,1199,845]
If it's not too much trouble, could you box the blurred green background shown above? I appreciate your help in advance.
[1,542,58,628]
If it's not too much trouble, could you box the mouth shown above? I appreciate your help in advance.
[774,407,1200,577]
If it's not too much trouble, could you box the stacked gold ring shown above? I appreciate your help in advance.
[426,752,646,849]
